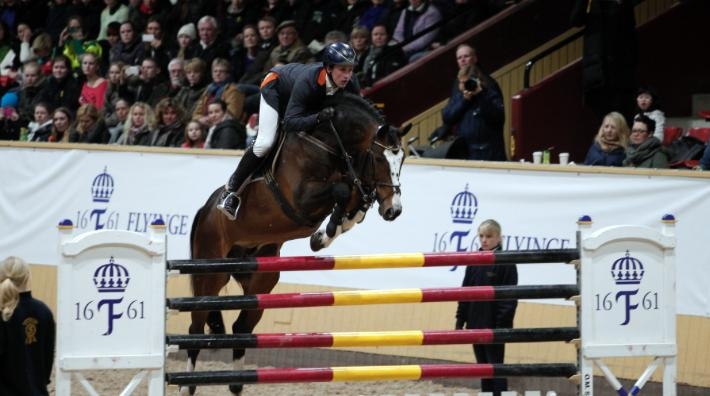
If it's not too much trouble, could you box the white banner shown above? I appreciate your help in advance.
[1,146,708,317]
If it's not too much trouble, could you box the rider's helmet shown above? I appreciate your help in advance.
[322,42,357,68]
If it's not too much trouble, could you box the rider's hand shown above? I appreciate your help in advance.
[317,107,336,123]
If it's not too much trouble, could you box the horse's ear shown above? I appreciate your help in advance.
[397,123,413,137]
[376,124,389,137]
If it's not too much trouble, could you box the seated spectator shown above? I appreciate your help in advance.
[25,33,54,73]
[48,107,73,143]
[255,16,278,58]
[230,24,261,82]
[193,16,231,68]
[633,85,665,142]
[97,22,120,74]
[0,91,22,141]
[69,103,109,143]
[175,58,208,116]
[121,57,169,106]
[623,114,668,168]
[175,23,196,60]
[17,61,46,123]
[27,102,54,142]
[15,22,34,64]
[583,111,629,167]
[98,0,129,41]
[116,101,157,146]
[349,26,370,75]
[167,58,185,96]
[264,20,312,70]
[359,0,393,32]
[181,119,207,149]
[103,60,125,116]
[0,21,17,76]
[393,0,442,62]
[106,98,130,143]
[78,52,108,110]
[109,21,144,67]
[360,23,406,88]
[57,15,102,71]
[141,17,170,72]
[193,58,244,124]
[36,55,81,112]
[204,99,246,149]
[699,143,710,171]
[151,98,186,147]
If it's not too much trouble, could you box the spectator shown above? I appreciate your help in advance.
[17,61,47,123]
[204,99,246,149]
[36,55,81,112]
[98,22,121,73]
[0,21,17,76]
[193,58,244,124]
[359,23,406,88]
[166,58,185,96]
[141,17,170,72]
[15,22,34,65]
[151,97,186,147]
[73,0,102,40]
[633,86,665,142]
[699,144,710,171]
[230,24,261,83]
[181,119,206,148]
[103,60,126,116]
[264,19,311,70]
[0,256,55,396]
[25,33,54,73]
[175,23,196,60]
[260,0,292,25]
[57,15,102,71]
[79,52,108,110]
[174,57,208,116]
[349,26,369,75]
[311,29,347,63]
[455,219,517,396]
[46,0,77,45]
[338,0,370,34]
[121,57,169,106]
[623,114,668,168]
[221,0,260,41]
[436,45,506,161]
[193,16,231,68]
[27,102,54,142]
[106,98,130,143]
[393,0,442,62]
[69,103,109,143]
[583,111,629,167]
[48,106,73,142]
[359,0,393,32]
[128,0,168,34]
[110,21,144,66]
[116,101,157,146]
[98,0,129,40]
[0,91,22,140]
[256,16,278,56]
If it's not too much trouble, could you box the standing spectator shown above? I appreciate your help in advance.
[393,0,442,62]
[27,102,54,142]
[121,57,169,106]
[79,52,108,110]
[583,111,629,167]
[193,16,231,68]
[98,0,129,40]
[436,45,506,161]
[109,21,144,67]
[181,119,206,148]
[571,0,637,119]
[204,99,246,149]
[0,91,22,140]
[264,19,311,70]
[359,23,406,87]
[175,23,196,60]
[633,86,665,142]
[36,55,81,112]
[455,219,517,396]
[151,97,186,147]
[193,58,244,124]
[17,61,46,123]
[174,57,208,116]
[623,114,668,168]
[116,101,157,145]
[48,106,72,142]
[0,256,55,396]
[69,103,109,143]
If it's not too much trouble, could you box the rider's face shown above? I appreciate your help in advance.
[329,65,354,88]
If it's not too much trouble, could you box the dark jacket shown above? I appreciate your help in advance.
[584,142,625,166]
[207,118,246,150]
[68,121,110,144]
[151,121,185,147]
[270,63,360,132]
[0,292,55,396]
[442,74,506,161]
[109,39,145,66]
[36,75,81,112]
[360,45,407,88]
[121,76,170,107]
[455,245,518,330]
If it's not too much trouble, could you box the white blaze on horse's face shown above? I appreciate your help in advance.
[382,146,404,218]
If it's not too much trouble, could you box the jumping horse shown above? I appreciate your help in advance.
[183,93,409,395]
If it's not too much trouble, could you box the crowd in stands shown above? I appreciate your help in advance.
[0,0,502,149]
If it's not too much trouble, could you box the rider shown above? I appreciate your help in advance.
[217,42,361,220]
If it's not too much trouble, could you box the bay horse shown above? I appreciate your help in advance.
[182,93,408,395]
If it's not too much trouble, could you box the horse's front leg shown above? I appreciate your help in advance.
[310,183,351,251]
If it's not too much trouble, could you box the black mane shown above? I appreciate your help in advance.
[324,92,385,125]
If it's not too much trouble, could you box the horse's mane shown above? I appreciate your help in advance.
[324,92,385,125]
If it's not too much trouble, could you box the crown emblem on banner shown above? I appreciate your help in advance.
[91,167,114,203]
[450,184,478,224]
[610,250,645,285]
[93,257,130,293]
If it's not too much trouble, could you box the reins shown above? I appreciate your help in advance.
[325,119,373,204]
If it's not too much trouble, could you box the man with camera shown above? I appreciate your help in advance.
[431,44,506,161]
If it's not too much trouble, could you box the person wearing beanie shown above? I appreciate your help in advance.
[0,90,23,140]
[176,23,196,60]
[177,23,196,41]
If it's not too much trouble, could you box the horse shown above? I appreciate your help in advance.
[182,93,408,395]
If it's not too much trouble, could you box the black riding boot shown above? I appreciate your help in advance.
[217,147,262,220]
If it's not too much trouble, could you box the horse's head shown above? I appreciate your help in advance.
[368,123,410,221]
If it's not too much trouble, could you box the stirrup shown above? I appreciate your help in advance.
[216,192,240,220]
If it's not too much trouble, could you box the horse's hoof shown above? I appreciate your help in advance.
[310,231,324,252]
[229,383,244,395]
